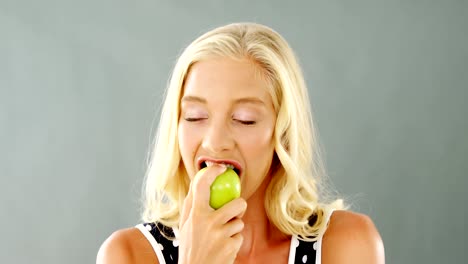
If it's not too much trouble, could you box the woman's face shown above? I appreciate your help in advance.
[178,57,276,200]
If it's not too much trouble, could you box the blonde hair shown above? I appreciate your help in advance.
[142,22,343,241]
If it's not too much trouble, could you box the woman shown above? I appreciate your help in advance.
[97,22,385,264]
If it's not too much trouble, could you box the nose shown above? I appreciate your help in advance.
[201,118,235,154]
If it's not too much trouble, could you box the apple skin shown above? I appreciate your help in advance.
[196,167,241,209]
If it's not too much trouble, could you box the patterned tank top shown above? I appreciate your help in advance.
[136,210,334,264]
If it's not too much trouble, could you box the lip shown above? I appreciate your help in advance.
[196,156,243,176]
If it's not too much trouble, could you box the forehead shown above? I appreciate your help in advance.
[182,58,271,100]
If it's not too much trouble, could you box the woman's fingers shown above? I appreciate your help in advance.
[230,232,244,254]
[215,198,247,224]
[178,165,245,264]
[224,218,245,237]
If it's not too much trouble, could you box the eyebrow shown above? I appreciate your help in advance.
[181,95,265,105]
[181,96,206,104]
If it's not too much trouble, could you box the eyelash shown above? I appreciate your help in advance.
[184,118,256,125]
[184,117,205,122]
[237,120,256,125]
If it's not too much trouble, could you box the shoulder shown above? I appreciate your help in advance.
[321,210,385,264]
[96,227,159,264]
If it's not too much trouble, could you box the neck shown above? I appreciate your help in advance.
[236,175,289,259]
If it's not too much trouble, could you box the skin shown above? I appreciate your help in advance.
[97,58,385,264]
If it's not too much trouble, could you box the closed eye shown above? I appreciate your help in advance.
[236,120,256,125]
[184,117,206,122]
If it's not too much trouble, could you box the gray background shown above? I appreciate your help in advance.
[1,0,467,263]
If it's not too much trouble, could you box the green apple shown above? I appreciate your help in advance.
[196,167,241,209]
[210,168,241,209]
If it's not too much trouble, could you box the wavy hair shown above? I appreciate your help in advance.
[142,22,343,241]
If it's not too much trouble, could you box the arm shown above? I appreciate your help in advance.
[322,210,385,264]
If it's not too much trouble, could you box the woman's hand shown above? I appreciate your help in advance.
[178,164,247,264]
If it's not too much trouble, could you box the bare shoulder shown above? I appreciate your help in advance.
[96,227,159,264]
[321,210,385,264]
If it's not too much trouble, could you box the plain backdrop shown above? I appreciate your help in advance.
[1,0,467,263]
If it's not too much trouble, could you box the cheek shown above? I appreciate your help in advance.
[241,126,275,160]
[178,123,198,176]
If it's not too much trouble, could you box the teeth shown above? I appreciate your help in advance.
[204,161,235,170]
